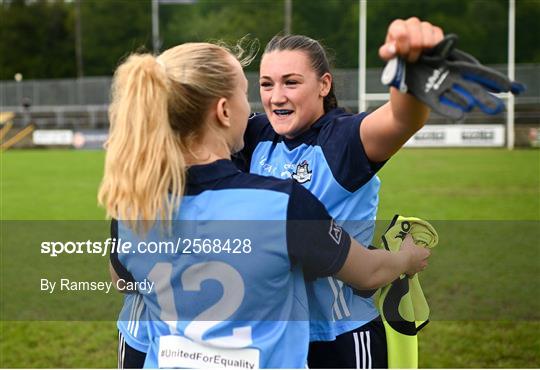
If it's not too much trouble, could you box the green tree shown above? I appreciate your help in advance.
[162,0,283,70]
[365,0,510,68]
[0,0,537,80]
[0,0,75,79]
[291,0,359,69]
[80,0,151,76]
[516,0,540,63]
[161,0,361,69]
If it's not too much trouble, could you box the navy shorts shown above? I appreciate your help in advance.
[118,331,146,369]
[308,317,387,369]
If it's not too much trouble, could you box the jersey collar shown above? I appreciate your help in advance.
[187,159,240,185]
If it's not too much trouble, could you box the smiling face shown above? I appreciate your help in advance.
[259,50,331,139]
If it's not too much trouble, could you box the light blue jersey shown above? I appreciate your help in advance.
[112,218,150,355]
[117,293,148,352]
[111,160,352,368]
[238,109,385,341]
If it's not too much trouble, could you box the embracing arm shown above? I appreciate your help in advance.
[360,17,444,162]
[335,234,429,290]
[287,184,430,287]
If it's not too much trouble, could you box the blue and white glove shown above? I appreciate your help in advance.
[381,34,526,120]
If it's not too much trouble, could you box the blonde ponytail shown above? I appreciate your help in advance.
[98,54,185,233]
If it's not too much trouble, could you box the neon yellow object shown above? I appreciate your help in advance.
[375,215,438,368]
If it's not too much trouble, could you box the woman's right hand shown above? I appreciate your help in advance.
[378,17,444,63]
[400,233,431,276]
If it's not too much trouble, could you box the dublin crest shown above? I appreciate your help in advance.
[292,160,312,184]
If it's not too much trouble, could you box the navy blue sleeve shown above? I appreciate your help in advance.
[286,183,351,280]
[319,112,387,192]
[109,219,136,284]
[235,113,276,169]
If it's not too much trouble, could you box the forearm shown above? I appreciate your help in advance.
[335,240,410,290]
[389,87,429,133]
[360,249,409,289]
[360,89,429,162]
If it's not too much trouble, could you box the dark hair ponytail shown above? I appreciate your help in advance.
[264,34,338,113]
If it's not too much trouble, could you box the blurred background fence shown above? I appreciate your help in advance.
[1,64,538,128]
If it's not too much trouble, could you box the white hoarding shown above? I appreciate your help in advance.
[33,130,74,146]
[404,125,505,147]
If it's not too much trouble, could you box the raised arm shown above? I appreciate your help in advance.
[361,17,444,162]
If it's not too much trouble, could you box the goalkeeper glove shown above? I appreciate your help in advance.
[381,34,526,120]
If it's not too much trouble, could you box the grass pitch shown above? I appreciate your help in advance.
[1,148,539,368]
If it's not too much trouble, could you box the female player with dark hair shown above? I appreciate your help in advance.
[237,18,444,368]
[98,41,430,368]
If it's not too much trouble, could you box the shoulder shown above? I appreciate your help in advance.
[248,112,270,127]
[214,172,327,220]
[318,109,368,146]
[315,109,382,192]
[239,113,278,166]
[214,170,297,196]
[287,182,331,220]
[246,113,276,143]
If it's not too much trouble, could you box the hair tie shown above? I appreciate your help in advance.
[156,58,167,72]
